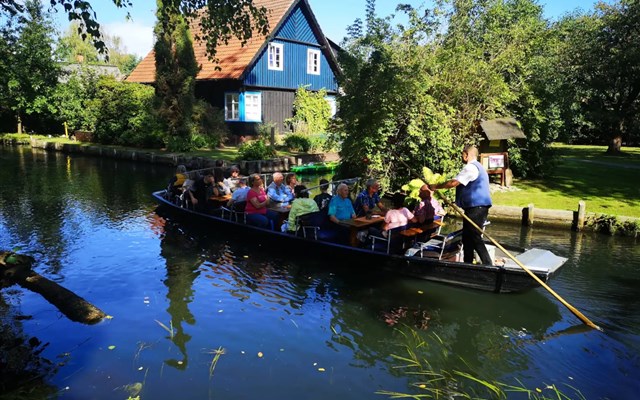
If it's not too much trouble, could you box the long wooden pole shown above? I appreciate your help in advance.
[440,195,601,331]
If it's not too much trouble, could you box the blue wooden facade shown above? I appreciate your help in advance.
[243,5,338,92]
[221,0,339,135]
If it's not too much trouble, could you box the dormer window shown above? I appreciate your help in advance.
[268,43,284,71]
[307,48,320,75]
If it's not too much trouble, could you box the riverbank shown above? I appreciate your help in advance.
[2,136,637,234]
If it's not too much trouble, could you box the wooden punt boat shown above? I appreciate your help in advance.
[152,190,567,293]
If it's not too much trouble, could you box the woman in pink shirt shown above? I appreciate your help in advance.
[245,174,278,229]
[382,193,414,235]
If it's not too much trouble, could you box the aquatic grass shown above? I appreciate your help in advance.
[377,327,585,400]
[154,320,174,340]
[206,347,225,379]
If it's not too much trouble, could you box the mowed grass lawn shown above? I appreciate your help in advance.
[492,143,640,218]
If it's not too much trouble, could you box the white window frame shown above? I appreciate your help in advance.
[225,92,240,121]
[268,43,284,71]
[307,48,320,75]
[244,92,262,122]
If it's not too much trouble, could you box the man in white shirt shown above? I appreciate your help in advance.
[429,145,493,265]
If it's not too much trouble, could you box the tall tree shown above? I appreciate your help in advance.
[555,0,640,153]
[0,0,60,133]
[57,22,141,74]
[154,0,200,151]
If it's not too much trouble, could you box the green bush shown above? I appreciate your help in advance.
[192,100,228,148]
[89,77,162,148]
[586,214,640,237]
[237,139,276,161]
[285,86,331,135]
[283,133,311,152]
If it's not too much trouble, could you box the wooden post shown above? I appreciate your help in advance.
[522,203,535,226]
[64,122,69,139]
[270,126,276,147]
[575,201,586,231]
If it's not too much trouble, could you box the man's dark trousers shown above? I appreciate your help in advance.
[462,206,492,265]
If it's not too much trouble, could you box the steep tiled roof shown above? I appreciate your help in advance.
[127,0,296,83]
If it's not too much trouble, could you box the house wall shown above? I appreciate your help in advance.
[243,4,338,92]
[261,89,296,133]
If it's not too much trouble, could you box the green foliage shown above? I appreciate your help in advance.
[51,67,101,133]
[283,133,311,153]
[286,86,332,135]
[0,1,59,132]
[1,1,270,61]
[154,1,200,152]
[586,215,640,237]
[334,4,459,190]
[336,0,566,184]
[191,99,229,148]
[89,77,163,148]
[237,140,276,161]
[57,22,141,74]
[550,1,640,152]
[400,167,448,204]
[377,328,586,400]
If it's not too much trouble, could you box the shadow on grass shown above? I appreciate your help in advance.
[526,158,640,210]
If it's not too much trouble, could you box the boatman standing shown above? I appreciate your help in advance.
[429,145,493,265]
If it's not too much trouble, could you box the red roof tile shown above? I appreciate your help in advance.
[126,0,296,83]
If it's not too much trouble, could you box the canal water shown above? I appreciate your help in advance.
[1,146,638,399]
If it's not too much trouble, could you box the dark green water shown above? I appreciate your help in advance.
[1,146,639,399]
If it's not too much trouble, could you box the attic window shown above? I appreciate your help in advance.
[307,48,320,75]
[268,43,283,71]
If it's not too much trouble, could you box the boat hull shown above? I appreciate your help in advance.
[152,191,561,293]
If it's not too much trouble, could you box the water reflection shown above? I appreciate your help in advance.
[2,146,640,399]
[158,219,201,370]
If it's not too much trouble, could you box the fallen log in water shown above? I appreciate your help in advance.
[1,251,107,324]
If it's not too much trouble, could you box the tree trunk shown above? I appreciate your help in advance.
[1,251,107,324]
[606,135,623,155]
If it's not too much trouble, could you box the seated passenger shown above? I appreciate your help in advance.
[168,165,188,197]
[377,193,414,237]
[245,174,279,229]
[188,171,214,212]
[227,177,249,207]
[285,173,298,199]
[354,178,387,217]
[213,167,230,196]
[411,184,445,225]
[224,165,241,192]
[267,172,294,205]
[285,185,320,233]
[328,183,356,224]
[313,179,332,210]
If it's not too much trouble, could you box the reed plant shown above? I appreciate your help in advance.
[377,328,585,400]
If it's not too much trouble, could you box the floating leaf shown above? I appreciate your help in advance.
[108,345,116,350]
[417,290,424,294]
[419,384,427,389]
[257,352,263,358]
[318,368,325,372]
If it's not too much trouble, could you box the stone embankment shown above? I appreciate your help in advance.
[26,137,337,174]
